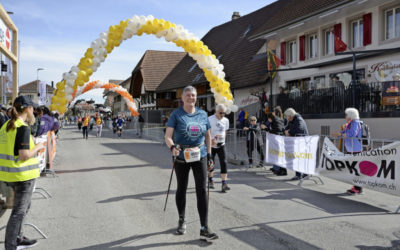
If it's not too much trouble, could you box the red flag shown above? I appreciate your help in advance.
[334,35,347,53]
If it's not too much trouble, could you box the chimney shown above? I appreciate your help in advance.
[232,11,240,20]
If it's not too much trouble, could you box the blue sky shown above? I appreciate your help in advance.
[2,0,274,103]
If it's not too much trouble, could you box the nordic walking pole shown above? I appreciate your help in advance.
[164,145,179,212]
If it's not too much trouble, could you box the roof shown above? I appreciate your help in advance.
[251,0,353,39]
[108,79,124,85]
[19,80,54,93]
[156,0,290,91]
[132,50,186,92]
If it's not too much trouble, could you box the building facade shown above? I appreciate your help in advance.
[19,80,54,106]
[250,0,400,139]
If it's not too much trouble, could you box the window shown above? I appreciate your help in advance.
[287,40,297,64]
[324,28,334,55]
[307,34,318,58]
[385,7,400,40]
[351,19,363,48]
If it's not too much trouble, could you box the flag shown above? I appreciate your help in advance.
[334,34,347,53]
[267,49,280,79]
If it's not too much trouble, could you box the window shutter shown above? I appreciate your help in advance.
[333,23,342,53]
[363,13,372,46]
[299,35,305,61]
[280,42,286,65]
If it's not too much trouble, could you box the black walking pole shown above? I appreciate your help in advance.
[163,146,179,212]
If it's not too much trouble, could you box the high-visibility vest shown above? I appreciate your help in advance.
[0,119,40,182]
[96,117,102,125]
[83,117,89,127]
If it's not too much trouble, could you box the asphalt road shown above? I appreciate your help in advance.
[1,125,400,250]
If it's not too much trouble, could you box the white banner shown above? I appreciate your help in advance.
[0,18,11,52]
[318,138,400,196]
[35,135,48,172]
[38,81,47,105]
[265,133,320,175]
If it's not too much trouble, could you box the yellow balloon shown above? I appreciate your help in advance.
[84,58,93,67]
[76,80,85,86]
[85,68,93,76]
[78,70,87,79]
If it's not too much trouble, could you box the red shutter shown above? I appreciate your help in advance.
[363,13,372,46]
[334,23,342,53]
[299,35,305,61]
[280,42,286,65]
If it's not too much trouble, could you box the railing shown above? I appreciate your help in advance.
[272,81,400,115]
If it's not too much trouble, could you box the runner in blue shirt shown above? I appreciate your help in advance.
[165,85,218,241]
[117,115,125,138]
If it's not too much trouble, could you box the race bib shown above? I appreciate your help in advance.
[215,134,225,143]
[184,147,201,163]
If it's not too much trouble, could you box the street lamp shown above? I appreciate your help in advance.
[36,68,44,102]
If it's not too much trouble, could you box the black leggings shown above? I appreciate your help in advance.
[246,141,264,164]
[211,145,228,174]
[82,126,88,138]
[174,157,208,227]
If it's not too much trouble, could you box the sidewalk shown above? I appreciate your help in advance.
[0,125,399,249]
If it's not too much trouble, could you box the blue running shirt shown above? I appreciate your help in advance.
[167,107,210,159]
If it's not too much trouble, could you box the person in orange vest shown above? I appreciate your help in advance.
[82,115,89,140]
[95,115,103,138]
[77,116,82,131]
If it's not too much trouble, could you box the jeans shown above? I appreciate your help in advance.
[96,125,102,137]
[211,145,228,174]
[174,157,208,227]
[82,126,88,138]
[5,179,35,250]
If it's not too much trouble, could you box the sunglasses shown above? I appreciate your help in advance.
[219,112,225,115]
[250,120,256,122]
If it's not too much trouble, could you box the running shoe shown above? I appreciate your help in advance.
[176,217,186,235]
[290,176,301,181]
[221,183,230,193]
[257,162,264,168]
[347,187,363,195]
[16,236,38,249]
[209,181,215,189]
[200,226,218,241]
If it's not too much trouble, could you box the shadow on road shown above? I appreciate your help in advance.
[72,228,212,249]
[221,224,321,250]
[56,164,151,174]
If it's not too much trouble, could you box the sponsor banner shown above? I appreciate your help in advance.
[318,138,400,196]
[369,61,400,82]
[382,81,400,106]
[0,18,11,52]
[38,81,47,105]
[265,133,320,175]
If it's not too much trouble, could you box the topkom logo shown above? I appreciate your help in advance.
[319,153,395,180]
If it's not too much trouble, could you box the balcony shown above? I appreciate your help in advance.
[272,81,400,119]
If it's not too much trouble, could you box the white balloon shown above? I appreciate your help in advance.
[66,79,74,87]
[210,88,216,93]
[70,72,77,79]
[99,39,107,47]
[231,105,239,112]
[90,41,99,49]
[92,57,100,65]
[66,94,73,101]
[100,32,108,39]
[227,100,233,106]
[62,73,68,81]
[71,66,79,73]
[226,107,232,114]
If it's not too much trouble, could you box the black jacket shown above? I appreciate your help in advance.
[269,117,285,135]
[286,114,309,136]
[247,124,263,146]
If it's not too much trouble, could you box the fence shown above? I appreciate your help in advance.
[272,81,400,115]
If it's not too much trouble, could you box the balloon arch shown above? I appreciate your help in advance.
[51,15,238,115]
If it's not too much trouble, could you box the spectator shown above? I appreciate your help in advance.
[263,112,286,175]
[37,106,54,137]
[244,116,264,168]
[0,105,9,128]
[237,108,245,136]
[332,108,363,195]
[77,116,82,130]
[284,108,309,180]
[138,114,144,137]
